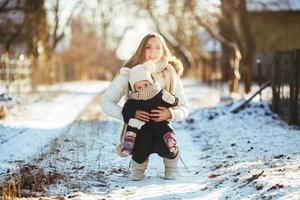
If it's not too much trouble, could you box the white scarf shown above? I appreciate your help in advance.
[153,59,167,73]
[153,59,176,94]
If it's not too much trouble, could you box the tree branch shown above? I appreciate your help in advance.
[50,0,83,51]
[112,25,134,54]
[195,16,237,51]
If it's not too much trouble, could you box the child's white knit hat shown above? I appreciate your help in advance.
[129,61,155,90]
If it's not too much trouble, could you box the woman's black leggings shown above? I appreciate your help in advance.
[131,123,177,163]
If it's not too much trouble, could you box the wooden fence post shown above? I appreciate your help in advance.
[272,52,280,113]
[297,50,300,126]
[256,59,262,101]
[4,53,10,95]
[290,49,300,125]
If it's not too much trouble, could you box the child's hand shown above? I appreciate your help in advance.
[150,106,172,122]
[135,110,150,122]
[162,90,176,104]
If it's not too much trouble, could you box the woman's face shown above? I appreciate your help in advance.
[144,37,163,63]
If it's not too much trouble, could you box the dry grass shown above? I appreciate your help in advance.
[0,105,7,119]
[1,165,65,199]
[1,174,20,200]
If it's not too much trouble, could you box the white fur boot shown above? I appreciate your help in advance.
[129,159,149,181]
[163,151,180,180]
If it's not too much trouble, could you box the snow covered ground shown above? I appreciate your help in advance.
[0,81,109,175]
[1,79,300,199]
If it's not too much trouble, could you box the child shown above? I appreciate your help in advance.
[120,61,179,157]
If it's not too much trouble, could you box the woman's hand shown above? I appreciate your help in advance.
[150,106,172,122]
[135,110,150,122]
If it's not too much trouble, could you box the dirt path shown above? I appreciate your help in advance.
[1,90,209,199]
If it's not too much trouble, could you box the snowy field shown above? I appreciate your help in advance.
[0,79,300,200]
[0,81,109,174]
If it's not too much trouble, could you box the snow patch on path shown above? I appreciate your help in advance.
[0,81,109,174]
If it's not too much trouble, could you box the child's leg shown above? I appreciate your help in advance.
[122,131,137,156]
[163,132,177,153]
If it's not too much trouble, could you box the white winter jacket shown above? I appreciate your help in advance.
[100,65,190,122]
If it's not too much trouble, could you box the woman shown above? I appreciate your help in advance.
[100,32,190,180]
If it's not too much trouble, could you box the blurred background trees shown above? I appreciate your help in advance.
[0,0,299,96]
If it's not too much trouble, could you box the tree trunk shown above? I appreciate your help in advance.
[220,1,239,93]
[221,0,255,94]
[238,0,255,93]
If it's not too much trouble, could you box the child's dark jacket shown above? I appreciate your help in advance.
[122,83,178,131]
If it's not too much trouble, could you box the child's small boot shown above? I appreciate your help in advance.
[163,150,180,180]
[129,159,149,181]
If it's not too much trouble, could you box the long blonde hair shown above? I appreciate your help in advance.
[124,32,183,76]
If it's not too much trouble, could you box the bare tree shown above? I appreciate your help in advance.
[0,0,49,55]
[0,0,50,87]
[47,0,83,53]
[194,0,255,93]
[0,0,26,52]
[88,0,135,55]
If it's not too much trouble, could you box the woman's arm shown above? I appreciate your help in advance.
[168,74,190,121]
[100,68,129,121]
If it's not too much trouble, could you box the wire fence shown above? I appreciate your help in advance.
[0,54,32,95]
[272,49,300,126]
